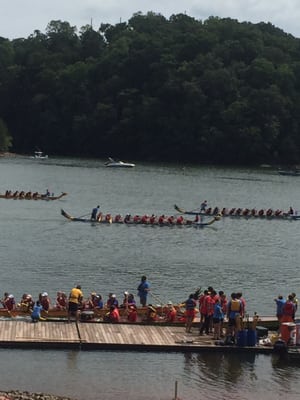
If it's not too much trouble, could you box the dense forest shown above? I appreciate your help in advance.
[1,12,300,164]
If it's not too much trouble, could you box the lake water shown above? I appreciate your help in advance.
[0,156,300,399]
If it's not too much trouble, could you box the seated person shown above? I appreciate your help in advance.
[19,293,34,311]
[56,291,68,310]
[127,305,138,323]
[106,293,118,308]
[1,293,15,311]
[40,292,51,311]
[31,301,45,323]
[144,305,157,322]
[108,305,120,323]
[165,302,177,323]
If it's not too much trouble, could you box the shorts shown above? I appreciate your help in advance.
[213,317,221,324]
[68,302,78,313]
[186,310,195,318]
[228,318,237,327]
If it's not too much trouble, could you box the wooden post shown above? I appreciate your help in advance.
[174,380,178,400]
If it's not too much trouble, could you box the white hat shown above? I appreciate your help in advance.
[167,301,173,305]
[8,294,14,299]
[111,294,116,298]
[124,291,129,296]
[42,292,48,297]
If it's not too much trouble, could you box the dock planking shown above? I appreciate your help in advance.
[0,319,274,353]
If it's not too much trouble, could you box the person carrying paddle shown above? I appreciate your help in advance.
[200,200,208,212]
[91,205,100,221]
[137,275,150,306]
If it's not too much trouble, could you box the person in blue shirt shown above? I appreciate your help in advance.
[31,300,44,323]
[274,295,286,322]
[91,205,100,220]
[137,275,150,306]
[213,298,224,339]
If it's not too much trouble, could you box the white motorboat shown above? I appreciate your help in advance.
[104,157,135,168]
[31,151,48,159]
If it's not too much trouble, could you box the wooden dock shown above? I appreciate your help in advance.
[0,319,275,353]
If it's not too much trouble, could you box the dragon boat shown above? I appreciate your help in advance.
[0,306,279,330]
[174,205,300,220]
[61,209,221,227]
[0,191,68,200]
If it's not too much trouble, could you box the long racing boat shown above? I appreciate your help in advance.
[61,209,221,227]
[0,306,279,330]
[174,204,300,220]
[0,191,68,200]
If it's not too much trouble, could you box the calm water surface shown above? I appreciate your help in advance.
[0,156,300,399]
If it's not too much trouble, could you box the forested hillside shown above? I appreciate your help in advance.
[1,12,300,164]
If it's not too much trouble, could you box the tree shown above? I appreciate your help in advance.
[0,118,12,152]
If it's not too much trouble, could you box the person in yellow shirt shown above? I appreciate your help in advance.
[68,285,83,323]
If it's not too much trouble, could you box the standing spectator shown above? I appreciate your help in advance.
[68,285,83,323]
[282,294,296,323]
[226,293,242,341]
[185,293,197,333]
[213,298,224,340]
[137,275,150,306]
[274,295,286,322]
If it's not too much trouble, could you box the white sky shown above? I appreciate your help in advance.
[1,0,300,39]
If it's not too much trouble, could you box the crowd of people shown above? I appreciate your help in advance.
[1,281,297,337]
[0,276,153,323]
[184,287,246,340]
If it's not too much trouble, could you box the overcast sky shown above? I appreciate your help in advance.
[1,0,300,40]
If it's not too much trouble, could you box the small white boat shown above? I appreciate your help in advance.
[104,157,135,168]
[31,151,48,159]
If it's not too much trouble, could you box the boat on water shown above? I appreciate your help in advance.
[30,151,48,159]
[0,305,279,330]
[104,157,135,168]
[0,191,67,200]
[278,169,300,176]
[61,208,221,227]
[174,204,300,220]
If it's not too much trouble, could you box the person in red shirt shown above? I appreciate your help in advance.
[109,305,120,323]
[2,294,15,311]
[127,305,138,323]
[165,302,177,323]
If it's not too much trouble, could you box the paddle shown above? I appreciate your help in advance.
[77,212,91,219]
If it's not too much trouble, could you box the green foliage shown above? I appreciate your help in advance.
[1,14,300,164]
[0,118,12,152]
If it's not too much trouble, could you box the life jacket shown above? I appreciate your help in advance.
[258,209,264,216]
[133,215,140,223]
[114,214,122,222]
[266,209,273,216]
[205,208,212,215]
[150,215,156,224]
[230,299,241,312]
[105,214,112,222]
[158,216,165,224]
[283,301,295,316]
[229,208,235,215]
[176,216,184,224]
[251,209,256,216]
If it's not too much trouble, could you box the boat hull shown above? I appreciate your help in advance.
[61,209,220,227]
[0,192,67,200]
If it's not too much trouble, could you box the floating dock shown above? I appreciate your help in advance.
[0,319,275,353]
